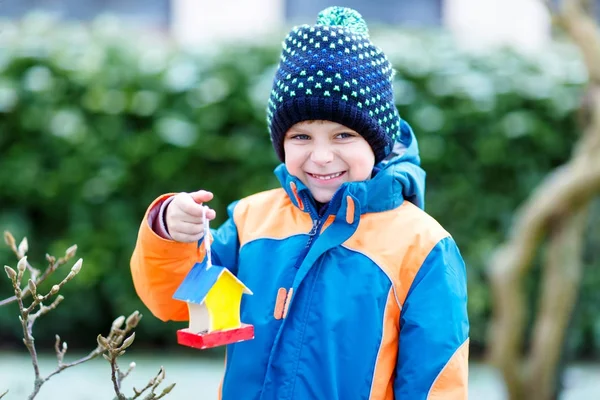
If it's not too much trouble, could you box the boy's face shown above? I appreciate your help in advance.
[283,120,375,203]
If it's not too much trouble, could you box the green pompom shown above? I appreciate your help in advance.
[316,6,369,37]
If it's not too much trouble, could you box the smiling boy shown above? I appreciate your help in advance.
[284,121,375,204]
[131,6,469,400]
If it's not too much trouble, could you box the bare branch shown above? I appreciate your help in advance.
[489,157,600,278]
[2,236,174,399]
[54,335,67,367]
[29,295,64,325]
[488,154,600,398]
[0,235,78,307]
[1,241,97,399]
[560,0,600,83]
[489,2,600,398]
[96,316,174,400]
[45,345,104,381]
[36,312,140,390]
[101,331,135,400]
[132,378,155,399]
[22,258,81,316]
[132,367,173,400]
[109,353,127,400]
[154,383,176,399]
[122,362,137,381]
[525,208,587,398]
[0,253,71,307]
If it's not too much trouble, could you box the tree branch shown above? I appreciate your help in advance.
[3,236,175,399]
[45,340,104,381]
[0,243,77,307]
[95,314,174,400]
[559,0,600,83]
[488,134,600,398]
[525,207,587,398]
[490,3,600,399]
[109,353,127,400]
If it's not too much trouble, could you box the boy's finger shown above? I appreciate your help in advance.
[189,190,213,204]
[177,195,206,217]
[178,203,217,222]
[178,207,216,223]
[172,232,204,243]
[178,213,203,224]
[171,221,204,236]
[205,208,217,220]
[190,206,216,221]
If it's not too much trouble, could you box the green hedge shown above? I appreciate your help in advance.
[1,14,598,357]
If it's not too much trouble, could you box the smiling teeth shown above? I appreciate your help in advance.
[312,172,343,180]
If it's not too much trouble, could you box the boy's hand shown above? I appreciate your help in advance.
[165,190,217,243]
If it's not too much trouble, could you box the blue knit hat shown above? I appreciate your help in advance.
[267,6,402,164]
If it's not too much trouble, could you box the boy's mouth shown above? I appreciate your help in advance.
[306,171,346,181]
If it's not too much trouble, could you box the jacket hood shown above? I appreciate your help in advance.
[275,119,426,216]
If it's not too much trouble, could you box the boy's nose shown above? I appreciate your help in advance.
[310,146,334,165]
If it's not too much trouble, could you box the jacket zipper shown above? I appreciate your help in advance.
[292,191,341,269]
[292,215,321,269]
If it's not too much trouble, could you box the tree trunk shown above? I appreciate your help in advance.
[525,207,588,399]
[487,1,600,399]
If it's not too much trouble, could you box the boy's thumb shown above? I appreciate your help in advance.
[189,190,213,204]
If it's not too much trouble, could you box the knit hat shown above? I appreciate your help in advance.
[267,6,402,164]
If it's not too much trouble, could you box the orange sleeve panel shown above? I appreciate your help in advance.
[130,194,205,322]
[394,228,469,398]
[344,201,467,400]
[368,288,401,400]
[428,339,470,400]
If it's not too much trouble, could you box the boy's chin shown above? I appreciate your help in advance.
[310,189,335,204]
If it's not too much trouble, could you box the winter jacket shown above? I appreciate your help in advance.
[130,121,469,399]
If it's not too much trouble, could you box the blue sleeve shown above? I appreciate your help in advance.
[395,236,470,399]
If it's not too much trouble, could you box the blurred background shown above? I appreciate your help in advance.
[1,0,599,399]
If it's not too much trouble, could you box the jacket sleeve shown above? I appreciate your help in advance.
[394,236,470,399]
[130,195,240,322]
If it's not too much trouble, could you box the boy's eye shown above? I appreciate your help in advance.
[336,132,355,139]
[290,134,310,140]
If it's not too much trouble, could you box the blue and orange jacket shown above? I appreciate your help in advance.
[131,121,469,399]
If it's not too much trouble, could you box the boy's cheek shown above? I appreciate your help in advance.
[283,150,304,172]
[283,155,304,180]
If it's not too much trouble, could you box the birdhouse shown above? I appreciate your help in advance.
[173,261,254,349]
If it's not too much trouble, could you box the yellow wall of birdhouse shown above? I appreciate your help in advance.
[205,272,243,331]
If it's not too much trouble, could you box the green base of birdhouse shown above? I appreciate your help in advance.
[177,324,255,349]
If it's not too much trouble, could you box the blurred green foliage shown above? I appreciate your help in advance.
[0,14,598,358]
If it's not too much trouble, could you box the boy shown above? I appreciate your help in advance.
[131,6,469,400]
